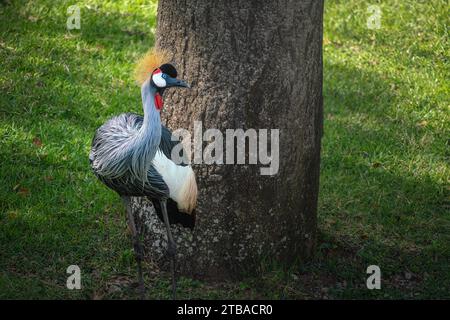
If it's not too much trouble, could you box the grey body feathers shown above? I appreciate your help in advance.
[90,112,186,199]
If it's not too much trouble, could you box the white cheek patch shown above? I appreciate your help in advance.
[152,72,166,88]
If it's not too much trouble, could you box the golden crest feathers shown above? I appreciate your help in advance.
[134,48,170,86]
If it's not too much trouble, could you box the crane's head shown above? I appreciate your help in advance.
[134,48,190,96]
[150,63,189,93]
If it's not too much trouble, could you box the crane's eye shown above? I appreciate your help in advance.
[162,74,167,79]
[152,72,166,88]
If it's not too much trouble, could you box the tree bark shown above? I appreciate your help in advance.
[133,0,323,277]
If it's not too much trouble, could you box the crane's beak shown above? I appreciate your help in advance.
[165,76,190,89]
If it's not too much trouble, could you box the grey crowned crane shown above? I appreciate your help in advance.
[89,49,197,299]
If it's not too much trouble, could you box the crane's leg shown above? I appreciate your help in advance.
[122,196,145,299]
[160,199,177,300]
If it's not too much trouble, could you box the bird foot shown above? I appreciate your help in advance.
[138,283,146,300]
[129,281,146,299]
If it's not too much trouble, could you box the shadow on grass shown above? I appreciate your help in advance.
[312,58,450,298]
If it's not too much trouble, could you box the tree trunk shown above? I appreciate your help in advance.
[133,0,323,277]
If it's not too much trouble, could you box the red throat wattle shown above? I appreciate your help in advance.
[154,92,163,110]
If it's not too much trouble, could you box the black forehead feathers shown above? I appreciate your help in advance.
[159,63,177,78]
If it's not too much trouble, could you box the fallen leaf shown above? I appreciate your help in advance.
[372,162,382,168]
[8,211,18,220]
[416,120,428,128]
[32,137,43,147]
[64,34,76,40]
[17,187,29,197]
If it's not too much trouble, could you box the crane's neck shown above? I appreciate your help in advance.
[141,80,161,138]
[130,80,162,183]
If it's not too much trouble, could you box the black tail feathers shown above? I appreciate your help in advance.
[151,198,196,230]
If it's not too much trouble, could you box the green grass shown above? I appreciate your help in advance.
[0,0,448,299]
